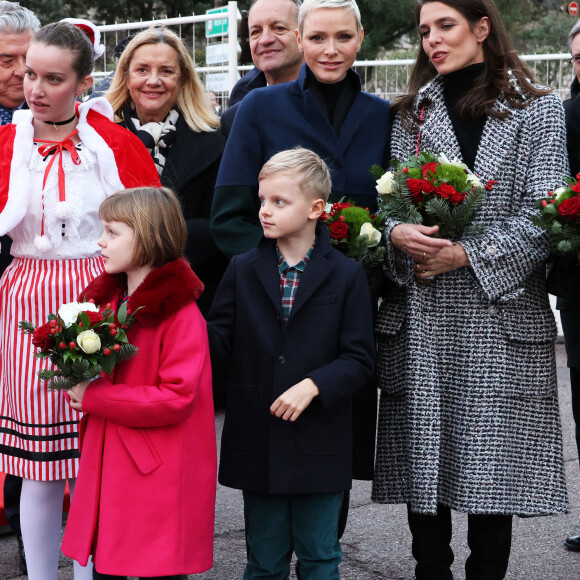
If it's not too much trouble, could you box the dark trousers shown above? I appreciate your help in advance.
[570,367,580,464]
[243,491,342,580]
[407,504,513,580]
[3,474,22,534]
[93,571,186,580]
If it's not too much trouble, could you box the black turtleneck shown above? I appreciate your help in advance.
[306,67,357,134]
[442,62,486,171]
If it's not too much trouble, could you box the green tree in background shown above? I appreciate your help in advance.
[19,1,216,24]
[17,0,580,58]
[358,0,416,59]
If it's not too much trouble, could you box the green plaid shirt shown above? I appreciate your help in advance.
[277,244,314,319]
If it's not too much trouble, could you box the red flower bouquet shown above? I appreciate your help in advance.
[372,152,491,240]
[533,174,580,254]
[19,300,140,390]
[319,199,386,267]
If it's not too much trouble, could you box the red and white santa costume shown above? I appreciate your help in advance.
[0,97,160,482]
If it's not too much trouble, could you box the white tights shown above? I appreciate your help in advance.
[20,478,93,580]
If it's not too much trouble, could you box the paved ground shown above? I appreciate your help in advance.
[0,343,579,579]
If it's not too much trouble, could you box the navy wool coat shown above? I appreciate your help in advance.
[207,225,375,494]
[211,65,391,258]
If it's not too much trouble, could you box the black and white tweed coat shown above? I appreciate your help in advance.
[372,75,569,516]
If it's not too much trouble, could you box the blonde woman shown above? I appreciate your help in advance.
[106,26,226,316]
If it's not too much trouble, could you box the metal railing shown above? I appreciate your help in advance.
[350,54,575,102]
[93,8,575,105]
[93,1,240,112]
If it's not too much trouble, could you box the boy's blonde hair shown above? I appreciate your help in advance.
[99,187,187,268]
[258,147,331,202]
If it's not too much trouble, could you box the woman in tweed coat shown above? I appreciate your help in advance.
[373,0,569,578]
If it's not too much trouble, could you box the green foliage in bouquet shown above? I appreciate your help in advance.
[532,176,580,254]
[372,151,490,240]
[19,301,141,390]
[320,200,386,267]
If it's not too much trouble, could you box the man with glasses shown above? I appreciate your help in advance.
[221,0,303,136]
[551,18,580,553]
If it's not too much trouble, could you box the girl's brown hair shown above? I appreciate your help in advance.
[33,21,94,80]
[99,187,187,268]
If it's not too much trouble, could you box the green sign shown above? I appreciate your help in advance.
[206,7,229,38]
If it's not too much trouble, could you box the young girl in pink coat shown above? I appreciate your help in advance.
[61,186,217,579]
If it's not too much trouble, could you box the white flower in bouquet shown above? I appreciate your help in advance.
[466,173,482,188]
[58,301,99,328]
[376,171,395,195]
[77,330,101,354]
[554,187,568,202]
[437,153,468,171]
[359,222,382,247]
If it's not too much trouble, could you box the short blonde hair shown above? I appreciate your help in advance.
[258,147,331,202]
[99,187,187,268]
[298,0,362,36]
[106,26,219,132]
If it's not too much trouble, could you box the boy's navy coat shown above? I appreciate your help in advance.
[208,224,375,494]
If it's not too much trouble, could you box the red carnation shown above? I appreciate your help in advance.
[31,322,55,351]
[406,178,434,202]
[421,162,438,180]
[329,221,349,240]
[558,196,580,221]
[435,183,463,204]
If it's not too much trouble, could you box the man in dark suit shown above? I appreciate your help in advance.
[552,19,580,552]
[0,3,40,574]
[221,0,303,136]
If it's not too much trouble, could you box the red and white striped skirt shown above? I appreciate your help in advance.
[0,256,103,481]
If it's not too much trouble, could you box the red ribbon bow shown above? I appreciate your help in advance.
[37,128,82,203]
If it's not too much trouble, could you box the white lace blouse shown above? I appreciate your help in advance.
[9,141,106,260]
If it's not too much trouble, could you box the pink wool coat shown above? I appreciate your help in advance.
[61,258,217,576]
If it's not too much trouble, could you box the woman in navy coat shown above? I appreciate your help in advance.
[211,0,391,260]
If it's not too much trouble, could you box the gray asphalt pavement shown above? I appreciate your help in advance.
[0,342,579,579]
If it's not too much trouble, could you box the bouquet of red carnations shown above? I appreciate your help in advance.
[19,300,140,390]
[532,174,580,254]
[372,152,492,240]
[319,199,386,267]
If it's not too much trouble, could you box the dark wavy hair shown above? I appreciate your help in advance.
[393,0,549,127]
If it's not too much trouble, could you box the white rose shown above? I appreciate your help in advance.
[58,301,99,327]
[324,203,333,214]
[376,171,395,195]
[554,187,568,202]
[359,222,382,247]
[77,330,101,354]
[466,173,482,188]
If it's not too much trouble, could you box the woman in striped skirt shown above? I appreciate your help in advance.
[0,21,159,580]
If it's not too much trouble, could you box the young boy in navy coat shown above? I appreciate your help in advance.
[208,147,375,579]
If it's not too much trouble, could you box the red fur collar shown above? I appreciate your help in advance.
[81,258,204,326]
